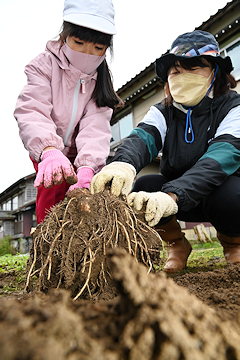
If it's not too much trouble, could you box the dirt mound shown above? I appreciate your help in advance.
[174,263,240,321]
[0,249,240,360]
[26,189,162,300]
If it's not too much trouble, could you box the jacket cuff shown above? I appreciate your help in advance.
[161,184,195,212]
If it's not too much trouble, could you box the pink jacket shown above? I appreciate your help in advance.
[14,39,113,173]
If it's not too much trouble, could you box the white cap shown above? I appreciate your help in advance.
[63,0,117,35]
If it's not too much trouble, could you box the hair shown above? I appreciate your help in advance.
[60,21,124,109]
[164,57,237,106]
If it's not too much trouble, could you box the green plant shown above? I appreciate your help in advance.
[0,253,29,296]
[0,236,17,256]
[0,253,29,273]
[2,282,18,293]
[191,241,221,250]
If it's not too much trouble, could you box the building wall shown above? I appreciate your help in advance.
[133,89,164,127]
[3,221,14,237]
[23,210,33,238]
[0,174,36,251]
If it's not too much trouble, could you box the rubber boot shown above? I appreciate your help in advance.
[217,232,240,263]
[156,216,192,273]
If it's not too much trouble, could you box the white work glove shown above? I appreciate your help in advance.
[127,191,178,227]
[90,162,136,197]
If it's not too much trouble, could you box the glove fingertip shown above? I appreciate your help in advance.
[89,184,95,195]
[148,219,158,227]
[89,176,96,193]
[34,174,43,188]
[126,196,134,207]
[65,174,78,185]
[34,180,41,188]
[111,187,121,197]
[111,177,124,197]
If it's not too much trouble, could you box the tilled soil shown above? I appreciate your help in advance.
[0,190,240,360]
[1,252,240,360]
[173,263,240,323]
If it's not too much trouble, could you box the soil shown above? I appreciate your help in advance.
[0,189,240,360]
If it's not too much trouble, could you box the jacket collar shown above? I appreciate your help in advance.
[45,39,98,80]
[173,89,213,114]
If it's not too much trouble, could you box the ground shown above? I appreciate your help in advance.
[0,190,240,359]
[1,251,240,359]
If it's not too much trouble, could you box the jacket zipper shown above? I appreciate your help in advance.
[80,79,86,93]
[63,79,85,146]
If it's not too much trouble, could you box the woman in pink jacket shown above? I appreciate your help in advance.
[14,0,123,223]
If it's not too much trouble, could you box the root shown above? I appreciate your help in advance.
[73,248,94,300]
[26,189,163,299]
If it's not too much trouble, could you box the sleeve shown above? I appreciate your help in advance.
[74,99,113,173]
[111,106,166,172]
[14,55,64,162]
[162,105,240,211]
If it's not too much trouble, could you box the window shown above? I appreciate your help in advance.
[12,196,18,210]
[25,186,37,202]
[220,38,240,80]
[3,200,11,211]
[111,113,133,146]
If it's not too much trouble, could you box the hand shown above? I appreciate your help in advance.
[67,167,95,192]
[90,162,136,196]
[34,149,78,188]
[127,191,178,227]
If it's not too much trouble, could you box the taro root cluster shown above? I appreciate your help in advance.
[26,189,163,300]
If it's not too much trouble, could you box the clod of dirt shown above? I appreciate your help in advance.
[0,249,240,360]
[26,189,163,300]
[106,249,240,360]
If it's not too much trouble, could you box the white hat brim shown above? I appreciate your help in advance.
[63,13,117,35]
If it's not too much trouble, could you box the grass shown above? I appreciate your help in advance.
[187,241,225,271]
[0,253,29,273]
[0,253,29,296]
[156,240,225,273]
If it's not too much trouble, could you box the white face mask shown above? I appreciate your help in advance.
[168,70,214,106]
[62,43,106,74]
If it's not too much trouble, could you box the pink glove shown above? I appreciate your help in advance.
[34,149,78,188]
[68,167,95,192]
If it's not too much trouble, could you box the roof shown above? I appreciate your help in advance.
[0,173,35,202]
[0,211,15,220]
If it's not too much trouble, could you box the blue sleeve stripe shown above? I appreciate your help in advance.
[130,128,158,162]
[200,142,240,176]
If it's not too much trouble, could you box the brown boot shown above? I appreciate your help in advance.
[156,216,192,273]
[217,232,240,263]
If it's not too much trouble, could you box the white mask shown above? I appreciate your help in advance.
[62,43,106,74]
[168,70,214,106]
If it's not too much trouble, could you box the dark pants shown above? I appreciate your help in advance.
[132,174,240,237]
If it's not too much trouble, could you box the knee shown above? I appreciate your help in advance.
[207,184,240,215]
[132,173,167,193]
[132,176,150,192]
[205,181,240,235]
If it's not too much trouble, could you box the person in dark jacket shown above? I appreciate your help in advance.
[90,30,240,273]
